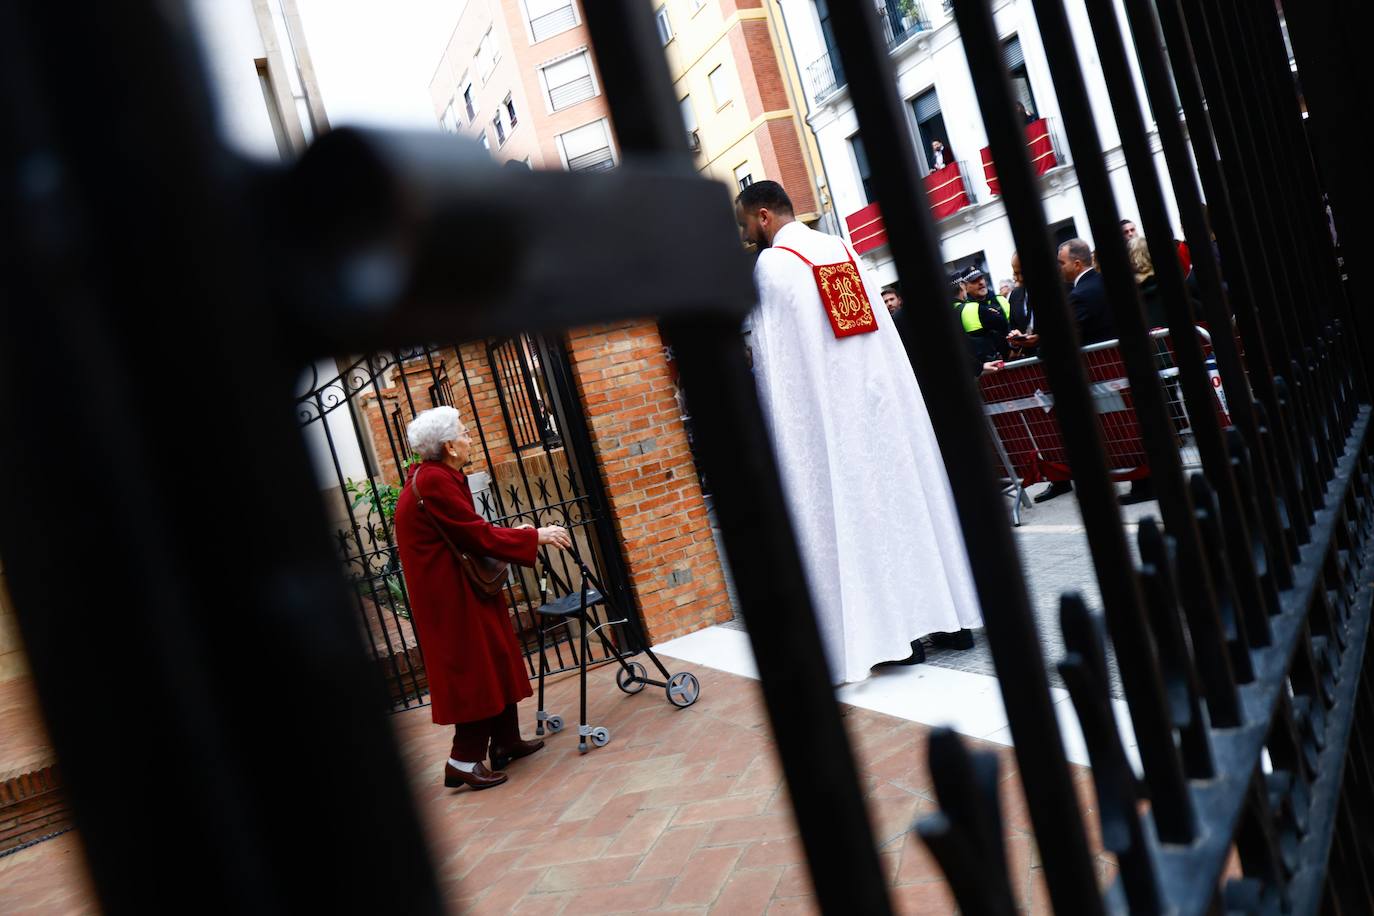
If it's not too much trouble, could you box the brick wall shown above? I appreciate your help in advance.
[0,561,26,683]
[565,321,733,641]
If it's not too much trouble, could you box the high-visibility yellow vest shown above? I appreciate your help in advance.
[958,296,1011,333]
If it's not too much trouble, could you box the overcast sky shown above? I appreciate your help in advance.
[294,0,465,131]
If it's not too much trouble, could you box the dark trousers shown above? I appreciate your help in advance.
[450,704,521,762]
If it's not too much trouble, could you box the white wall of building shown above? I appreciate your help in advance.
[779,0,1184,292]
[187,0,282,160]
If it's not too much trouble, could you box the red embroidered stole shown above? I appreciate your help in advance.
[775,246,879,338]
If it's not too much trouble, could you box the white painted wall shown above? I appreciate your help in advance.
[779,0,1185,291]
[186,0,283,161]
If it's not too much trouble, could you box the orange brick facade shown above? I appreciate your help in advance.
[565,322,733,641]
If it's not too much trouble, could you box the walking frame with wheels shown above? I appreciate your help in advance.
[532,546,700,754]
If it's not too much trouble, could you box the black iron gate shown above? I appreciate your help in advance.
[6,0,1374,913]
[295,335,637,710]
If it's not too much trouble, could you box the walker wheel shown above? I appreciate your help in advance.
[616,662,648,695]
[591,727,611,747]
[547,715,564,733]
[666,672,701,708]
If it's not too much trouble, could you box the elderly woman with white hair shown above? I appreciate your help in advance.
[393,406,572,791]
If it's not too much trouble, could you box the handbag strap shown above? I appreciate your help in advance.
[411,466,468,562]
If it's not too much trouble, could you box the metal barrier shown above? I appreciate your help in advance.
[983,328,1221,506]
[1,0,1370,914]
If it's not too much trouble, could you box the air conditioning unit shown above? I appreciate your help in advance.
[687,129,702,152]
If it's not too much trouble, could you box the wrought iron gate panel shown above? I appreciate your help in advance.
[295,336,635,709]
[7,0,1374,913]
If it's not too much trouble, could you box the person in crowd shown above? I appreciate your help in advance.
[1006,251,1038,358]
[956,267,1014,365]
[1059,238,1115,344]
[1030,239,1116,504]
[882,283,904,316]
[1121,219,1138,241]
[930,139,951,171]
[393,406,573,791]
[1014,100,1036,124]
[1131,236,1203,328]
[1129,236,1168,330]
[998,278,1014,299]
[737,180,981,682]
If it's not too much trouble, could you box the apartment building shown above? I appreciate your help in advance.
[654,0,828,224]
[777,0,1184,287]
[428,0,615,172]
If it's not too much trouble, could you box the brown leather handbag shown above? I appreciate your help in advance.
[412,468,509,597]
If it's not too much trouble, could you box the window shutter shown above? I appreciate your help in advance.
[912,88,941,123]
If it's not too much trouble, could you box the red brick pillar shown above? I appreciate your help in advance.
[565,321,733,642]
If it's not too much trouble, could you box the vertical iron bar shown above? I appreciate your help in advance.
[974,0,1207,842]
[1075,0,1277,655]
[1175,0,1325,519]
[1116,0,1293,587]
[580,5,891,911]
[821,0,1110,906]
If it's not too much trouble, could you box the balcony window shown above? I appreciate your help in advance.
[655,6,673,45]
[1003,36,1038,121]
[709,65,731,108]
[559,119,615,172]
[542,50,597,111]
[492,112,506,145]
[524,0,577,43]
[476,29,499,84]
[505,95,519,128]
[463,83,476,121]
[680,96,700,151]
[734,164,754,191]
[912,87,953,172]
[850,133,875,204]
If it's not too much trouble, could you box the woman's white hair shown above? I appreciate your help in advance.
[406,406,466,462]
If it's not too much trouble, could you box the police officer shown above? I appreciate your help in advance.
[954,267,1012,363]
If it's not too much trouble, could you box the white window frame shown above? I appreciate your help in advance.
[536,48,601,114]
[504,94,519,130]
[709,64,732,109]
[462,77,477,121]
[555,117,617,171]
[654,5,673,45]
[520,0,581,44]
[475,29,500,85]
[734,163,754,190]
[440,100,460,133]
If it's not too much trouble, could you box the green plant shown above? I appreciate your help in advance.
[344,455,422,528]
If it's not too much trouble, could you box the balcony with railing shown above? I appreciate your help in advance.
[924,160,974,220]
[805,1,935,105]
[978,117,1064,197]
[843,158,973,255]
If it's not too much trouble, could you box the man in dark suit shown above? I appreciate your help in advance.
[1058,238,1115,344]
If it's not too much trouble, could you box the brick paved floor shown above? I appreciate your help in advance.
[0,659,1116,914]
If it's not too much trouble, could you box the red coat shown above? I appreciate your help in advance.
[393,461,539,725]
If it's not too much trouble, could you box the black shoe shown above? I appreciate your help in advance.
[1033,481,1073,503]
[873,640,927,669]
[929,629,974,651]
[1119,479,1156,505]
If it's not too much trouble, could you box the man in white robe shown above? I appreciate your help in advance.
[738,181,983,685]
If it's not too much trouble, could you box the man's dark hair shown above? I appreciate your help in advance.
[882,283,902,298]
[737,180,794,215]
[1120,218,1134,226]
